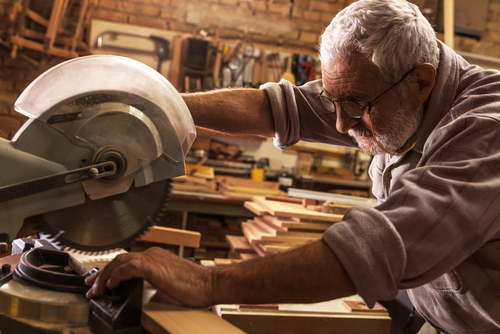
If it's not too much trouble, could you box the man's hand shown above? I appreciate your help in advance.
[85,247,213,307]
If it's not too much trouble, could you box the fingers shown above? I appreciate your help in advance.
[85,253,140,299]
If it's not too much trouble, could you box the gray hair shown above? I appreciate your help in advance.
[319,0,440,83]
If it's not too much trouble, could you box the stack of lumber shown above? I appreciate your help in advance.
[226,196,375,259]
[217,176,285,200]
[171,163,220,194]
[226,195,375,259]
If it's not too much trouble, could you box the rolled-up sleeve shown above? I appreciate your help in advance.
[323,207,406,307]
[260,79,301,149]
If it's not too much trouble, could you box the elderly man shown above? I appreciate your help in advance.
[86,0,500,332]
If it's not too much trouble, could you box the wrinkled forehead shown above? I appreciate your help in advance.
[321,52,384,93]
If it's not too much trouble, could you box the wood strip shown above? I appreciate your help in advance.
[185,163,214,179]
[239,253,259,260]
[219,183,282,196]
[243,201,269,216]
[139,226,201,248]
[252,196,343,222]
[252,217,279,236]
[259,235,319,244]
[262,244,293,253]
[142,302,245,334]
[172,175,208,185]
[217,176,279,190]
[171,183,220,193]
[255,216,287,233]
[265,195,302,204]
[276,231,323,238]
[342,300,387,314]
[225,235,255,254]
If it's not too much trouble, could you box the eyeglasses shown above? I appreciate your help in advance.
[317,67,416,118]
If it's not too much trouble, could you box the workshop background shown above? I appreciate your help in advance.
[2,0,500,140]
[1,0,500,261]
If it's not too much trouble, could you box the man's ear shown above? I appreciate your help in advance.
[413,63,436,103]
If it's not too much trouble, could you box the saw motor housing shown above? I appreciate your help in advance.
[0,55,196,250]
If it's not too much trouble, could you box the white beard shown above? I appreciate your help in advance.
[348,89,424,155]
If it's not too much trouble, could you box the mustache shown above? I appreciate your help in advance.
[349,127,372,138]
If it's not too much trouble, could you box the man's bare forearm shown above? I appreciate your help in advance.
[182,88,275,137]
[211,240,356,305]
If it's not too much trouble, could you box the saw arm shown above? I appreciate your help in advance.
[0,55,196,251]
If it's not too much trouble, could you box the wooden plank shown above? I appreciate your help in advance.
[225,235,255,254]
[342,300,387,314]
[239,253,259,260]
[262,244,293,253]
[261,215,332,232]
[265,195,302,204]
[252,217,280,236]
[259,235,319,244]
[217,176,279,190]
[243,201,269,216]
[214,258,244,266]
[171,183,220,194]
[255,216,287,233]
[142,302,245,334]
[276,231,323,239]
[139,226,201,248]
[220,311,391,334]
[172,175,208,185]
[219,182,282,196]
[185,163,215,179]
[252,196,344,223]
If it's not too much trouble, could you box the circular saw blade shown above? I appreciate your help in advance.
[34,179,170,252]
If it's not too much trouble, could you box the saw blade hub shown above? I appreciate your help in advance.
[92,147,128,182]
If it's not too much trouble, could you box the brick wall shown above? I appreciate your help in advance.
[2,0,500,139]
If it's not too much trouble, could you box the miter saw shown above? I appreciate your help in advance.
[0,54,196,251]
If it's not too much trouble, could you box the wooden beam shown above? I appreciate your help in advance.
[444,0,454,49]
[45,0,66,50]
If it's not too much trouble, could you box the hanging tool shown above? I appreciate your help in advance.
[95,31,170,73]
[280,54,296,84]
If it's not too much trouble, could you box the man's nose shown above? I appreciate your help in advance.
[335,107,359,133]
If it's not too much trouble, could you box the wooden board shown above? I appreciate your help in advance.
[239,253,259,260]
[139,226,201,248]
[226,235,255,254]
[219,296,390,334]
[243,201,269,216]
[219,182,283,196]
[261,215,332,232]
[185,163,215,179]
[172,175,208,185]
[217,176,279,190]
[342,300,387,314]
[142,302,245,334]
[171,182,220,194]
[252,196,344,222]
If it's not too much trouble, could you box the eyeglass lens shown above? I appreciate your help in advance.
[318,95,364,119]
